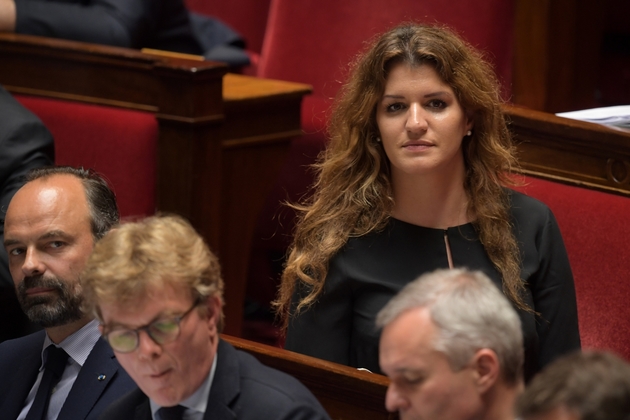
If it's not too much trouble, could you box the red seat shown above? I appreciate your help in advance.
[16,95,158,219]
[515,176,630,360]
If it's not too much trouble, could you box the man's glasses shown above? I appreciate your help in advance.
[103,298,201,353]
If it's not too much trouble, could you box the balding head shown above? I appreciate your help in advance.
[3,168,117,342]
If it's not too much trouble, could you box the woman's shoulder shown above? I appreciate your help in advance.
[505,188,559,238]
[506,187,553,217]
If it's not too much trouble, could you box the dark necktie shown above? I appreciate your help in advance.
[158,405,186,420]
[25,345,69,420]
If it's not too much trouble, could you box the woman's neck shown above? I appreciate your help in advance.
[390,166,471,229]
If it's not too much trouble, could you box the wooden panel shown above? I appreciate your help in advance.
[512,0,609,112]
[223,335,397,420]
[505,105,630,195]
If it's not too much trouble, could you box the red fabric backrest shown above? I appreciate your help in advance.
[515,176,630,360]
[16,95,158,219]
[258,0,514,101]
[184,0,272,54]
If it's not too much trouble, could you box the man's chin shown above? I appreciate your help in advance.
[23,302,83,328]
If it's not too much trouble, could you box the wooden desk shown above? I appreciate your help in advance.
[0,33,312,335]
[505,104,630,196]
[223,335,396,420]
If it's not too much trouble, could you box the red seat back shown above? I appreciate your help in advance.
[16,95,158,219]
[258,0,514,104]
[515,176,630,360]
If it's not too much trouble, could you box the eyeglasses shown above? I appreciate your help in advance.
[103,298,201,353]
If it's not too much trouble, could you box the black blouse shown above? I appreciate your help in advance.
[285,190,581,381]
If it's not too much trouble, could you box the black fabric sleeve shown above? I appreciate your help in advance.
[0,86,54,288]
[531,206,581,369]
[284,263,354,367]
[15,0,159,48]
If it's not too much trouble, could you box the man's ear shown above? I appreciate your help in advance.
[471,348,500,394]
[202,294,223,333]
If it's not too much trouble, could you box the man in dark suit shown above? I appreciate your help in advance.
[0,85,54,342]
[80,215,331,420]
[0,166,136,419]
[0,0,249,67]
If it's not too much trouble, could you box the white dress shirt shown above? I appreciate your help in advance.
[17,319,101,420]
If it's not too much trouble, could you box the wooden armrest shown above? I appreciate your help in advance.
[503,104,630,196]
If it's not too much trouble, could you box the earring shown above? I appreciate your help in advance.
[376,137,382,143]
[466,130,472,136]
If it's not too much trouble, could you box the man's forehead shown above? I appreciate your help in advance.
[100,285,193,327]
[380,308,438,368]
[4,175,91,239]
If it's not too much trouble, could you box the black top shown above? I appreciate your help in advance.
[285,190,581,381]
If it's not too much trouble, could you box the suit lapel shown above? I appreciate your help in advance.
[0,332,45,419]
[203,340,239,420]
[57,337,119,420]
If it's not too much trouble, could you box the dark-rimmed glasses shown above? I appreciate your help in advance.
[103,298,201,353]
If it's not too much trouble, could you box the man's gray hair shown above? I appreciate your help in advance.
[376,268,523,385]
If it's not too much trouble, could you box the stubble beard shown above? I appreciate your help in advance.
[16,274,84,327]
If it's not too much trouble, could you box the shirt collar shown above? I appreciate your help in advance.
[41,319,101,368]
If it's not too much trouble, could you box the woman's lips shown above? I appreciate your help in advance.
[402,141,433,151]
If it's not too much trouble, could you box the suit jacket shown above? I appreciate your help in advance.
[14,0,246,64]
[0,85,54,342]
[100,339,331,420]
[0,330,137,420]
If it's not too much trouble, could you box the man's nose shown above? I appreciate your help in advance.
[137,330,163,359]
[22,248,45,277]
[385,383,410,413]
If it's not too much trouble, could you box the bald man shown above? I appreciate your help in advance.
[0,166,135,420]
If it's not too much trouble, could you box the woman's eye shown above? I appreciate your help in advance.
[386,102,405,113]
[427,99,446,109]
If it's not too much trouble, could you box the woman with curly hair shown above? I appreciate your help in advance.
[275,23,580,380]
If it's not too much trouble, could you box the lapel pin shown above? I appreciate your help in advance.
[97,374,106,381]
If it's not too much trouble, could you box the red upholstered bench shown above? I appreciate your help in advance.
[15,95,158,219]
[515,176,630,360]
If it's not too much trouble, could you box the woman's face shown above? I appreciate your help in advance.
[375,63,472,180]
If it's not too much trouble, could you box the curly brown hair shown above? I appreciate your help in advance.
[275,23,525,329]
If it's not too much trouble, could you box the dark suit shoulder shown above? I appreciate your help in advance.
[97,388,148,420]
[227,343,331,419]
[0,330,45,366]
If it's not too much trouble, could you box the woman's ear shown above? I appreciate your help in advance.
[465,111,474,133]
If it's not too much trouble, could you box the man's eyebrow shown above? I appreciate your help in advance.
[3,238,20,248]
[39,230,72,241]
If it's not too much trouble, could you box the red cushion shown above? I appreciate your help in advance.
[258,0,514,102]
[16,95,158,219]
[515,176,630,360]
